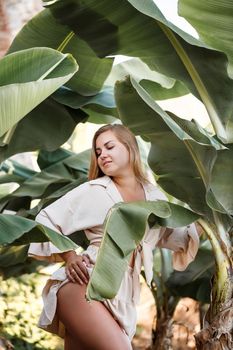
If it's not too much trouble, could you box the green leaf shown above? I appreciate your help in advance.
[37,148,72,170]
[0,214,77,251]
[115,76,218,216]
[47,0,233,142]
[87,200,198,301]
[8,9,113,96]
[0,98,87,162]
[52,85,118,121]
[179,0,233,76]
[1,150,89,208]
[52,86,115,109]
[0,47,78,138]
[207,145,233,215]
[0,245,29,267]
[104,57,189,100]
[1,159,37,179]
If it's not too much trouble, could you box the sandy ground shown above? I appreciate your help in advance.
[132,281,200,350]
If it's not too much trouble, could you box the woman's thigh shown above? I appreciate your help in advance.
[57,282,132,350]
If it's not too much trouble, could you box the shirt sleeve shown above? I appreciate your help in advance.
[28,188,78,262]
[28,182,110,262]
[156,223,199,270]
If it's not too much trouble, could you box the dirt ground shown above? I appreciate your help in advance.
[132,281,200,350]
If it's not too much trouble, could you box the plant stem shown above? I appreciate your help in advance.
[159,22,227,142]
[198,218,233,316]
[57,32,75,53]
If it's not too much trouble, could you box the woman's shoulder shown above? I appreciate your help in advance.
[65,176,111,199]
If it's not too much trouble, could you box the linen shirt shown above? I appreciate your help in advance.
[28,175,199,285]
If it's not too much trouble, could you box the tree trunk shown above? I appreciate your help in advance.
[195,299,233,350]
[151,315,173,350]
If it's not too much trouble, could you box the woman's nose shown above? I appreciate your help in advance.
[99,149,108,159]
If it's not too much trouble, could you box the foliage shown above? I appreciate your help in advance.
[1,0,233,347]
[0,47,78,149]
[0,273,63,350]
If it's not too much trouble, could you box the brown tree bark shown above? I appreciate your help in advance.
[195,299,233,350]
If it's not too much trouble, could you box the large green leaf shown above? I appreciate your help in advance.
[0,47,78,138]
[206,145,233,215]
[115,76,233,217]
[8,9,113,96]
[53,86,115,109]
[46,0,233,143]
[52,85,118,121]
[0,150,89,213]
[179,0,233,76]
[0,98,87,162]
[115,77,219,216]
[37,148,72,170]
[104,57,189,100]
[87,200,199,301]
[0,214,77,251]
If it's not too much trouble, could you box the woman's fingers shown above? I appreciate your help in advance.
[66,266,86,285]
[65,255,90,284]
[73,263,89,284]
[82,254,92,267]
[65,268,76,283]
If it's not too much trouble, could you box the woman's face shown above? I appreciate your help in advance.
[95,130,132,177]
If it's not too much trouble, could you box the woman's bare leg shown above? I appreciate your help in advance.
[57,282,132,350]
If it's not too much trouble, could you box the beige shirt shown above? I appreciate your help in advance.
[28,175,199,285]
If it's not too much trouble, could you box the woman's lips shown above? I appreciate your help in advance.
[103,160,112,167]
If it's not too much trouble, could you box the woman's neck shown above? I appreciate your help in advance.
[112,175,145,202]
[112,174,139,190]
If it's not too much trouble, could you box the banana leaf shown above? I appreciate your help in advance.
[0,47,78,139]
[104,57,189,100]
[8,9,113,96]
[0,98,88,162]
[179,0,233,76]
[115,77,218,217]
[46,0,233,143]
[0,149,90,214]
[87,200,199,301]
[0,214,77,251]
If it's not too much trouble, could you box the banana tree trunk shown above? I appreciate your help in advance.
[195,220,233,349]
[149,273,177,350]
[151,314,173,350]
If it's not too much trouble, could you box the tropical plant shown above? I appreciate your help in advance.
[40,1,232,348]
[1,0,233,348]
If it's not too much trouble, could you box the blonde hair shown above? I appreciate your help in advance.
[88,124,149,183]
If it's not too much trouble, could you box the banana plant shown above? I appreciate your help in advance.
[1,0,233,348]
[114,73,233,348]
[41,0,233,347]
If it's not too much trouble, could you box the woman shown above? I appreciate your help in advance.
[29,124,199,350]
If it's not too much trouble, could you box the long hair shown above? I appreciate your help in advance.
[88,124,149,183]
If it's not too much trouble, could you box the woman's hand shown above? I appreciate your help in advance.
[60,250,91,285]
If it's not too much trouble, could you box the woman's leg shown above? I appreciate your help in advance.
[57,282,132,350]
